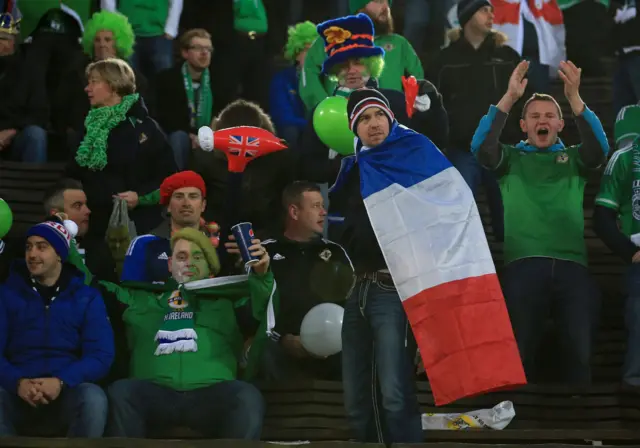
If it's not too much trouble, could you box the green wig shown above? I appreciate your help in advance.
[82,11,135,60]
[327,55,385,82]
[284,21,317,61]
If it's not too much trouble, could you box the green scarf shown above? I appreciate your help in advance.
[75,93,140,171]
[181,62,213,129]
[155,286,198,355]
[633,139,640,236]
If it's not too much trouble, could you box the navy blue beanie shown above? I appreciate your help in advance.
[457,0,491,28]
[26,221,73,261]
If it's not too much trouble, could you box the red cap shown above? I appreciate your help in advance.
[159,171,206,205]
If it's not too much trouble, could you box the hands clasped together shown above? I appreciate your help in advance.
[18,377,63,407]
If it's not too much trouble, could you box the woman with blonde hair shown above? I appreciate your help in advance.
[67,58,176,239]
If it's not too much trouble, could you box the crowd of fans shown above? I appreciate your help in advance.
[0,0,640,445]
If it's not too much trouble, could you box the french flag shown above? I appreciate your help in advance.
[357,123,526,405]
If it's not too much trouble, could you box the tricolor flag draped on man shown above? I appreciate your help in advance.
[347,88,526,405]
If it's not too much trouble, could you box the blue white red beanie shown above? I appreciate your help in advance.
[347,87,395,133]
[26,219,78,261]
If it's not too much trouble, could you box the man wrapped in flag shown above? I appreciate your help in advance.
[334,87,525,443]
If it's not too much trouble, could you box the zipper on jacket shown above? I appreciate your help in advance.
[44,299,52,375]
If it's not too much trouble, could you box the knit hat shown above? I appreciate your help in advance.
[26,219,78,261]
[171,227,221,275]
[317,13,384,76]
[160,171,207,206]
[346,88,395,133]
[457,0,491,28]
[349,0,393,14]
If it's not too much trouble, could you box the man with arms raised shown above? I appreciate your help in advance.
[471,60,609,383]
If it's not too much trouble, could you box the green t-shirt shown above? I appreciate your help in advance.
[119,0,168,37]
[299,33,424,111]
[595,145,635,236]
[496,144,590,266]
[615,104,640,149]
[233,0,268,34]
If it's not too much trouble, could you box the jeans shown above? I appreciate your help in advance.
[10,125,47,163]
[168,130,191,171]
[613,53,640,117]
[106,378,265,439]
[260,338,342,381]
[130,36,174,80]
[0,383,108,437]
[502,258,600,384]
[342,277,423,444]
[447,148,504,242]
[622,263,640,385]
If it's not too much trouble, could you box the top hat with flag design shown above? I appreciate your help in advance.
[0,13,19,36]
[317,13,384,76]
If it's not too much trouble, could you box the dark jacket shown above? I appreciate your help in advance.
[66,98,177,239]
[0,262,114,392]
[154,65,216,135]
[269,66,307,135]
[299,79,448,184]
[427,30,522,151]
[262,235,354,337]
[0,48,48,131]
[611,0,640,55]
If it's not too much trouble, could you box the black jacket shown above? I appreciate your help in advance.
[611,0,640,55]
[154,65,218,135]
[262,235,354,337]
[427,31,523,152]
[66,98,177,238]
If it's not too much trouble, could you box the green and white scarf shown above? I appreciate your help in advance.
[155,286,198,355]
[75,93,140,171]
[632,138,640,240]
[181,62,213,130]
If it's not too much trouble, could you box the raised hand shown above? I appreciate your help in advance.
[497,61,529,113]
[558,60,585,115]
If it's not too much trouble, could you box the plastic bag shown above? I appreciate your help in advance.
[106,197,137,277]
[422,400,515,430]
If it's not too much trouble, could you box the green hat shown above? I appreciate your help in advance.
[171,228,221,275]
[349,0,392,14]
[284,21,317,61]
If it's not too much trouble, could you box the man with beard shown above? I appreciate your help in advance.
[155,29,215,170]
[120,171,211,284]
[299,0,423,111]
[0,12,48,162]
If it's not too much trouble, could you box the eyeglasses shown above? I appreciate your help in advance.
[189,45,213,54]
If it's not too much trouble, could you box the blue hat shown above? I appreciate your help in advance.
[317,13,385,76]
[26,220,74,261]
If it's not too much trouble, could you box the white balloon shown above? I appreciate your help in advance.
[300,303,344,357]
[198,126,214,152]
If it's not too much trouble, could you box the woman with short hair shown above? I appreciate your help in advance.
[67,58,176,240]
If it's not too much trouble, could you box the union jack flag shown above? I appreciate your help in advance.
[228,135,260,158]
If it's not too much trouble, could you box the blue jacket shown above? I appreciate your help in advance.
[0,262,114,392]
[121,221,172,284]
[269,66,307,134]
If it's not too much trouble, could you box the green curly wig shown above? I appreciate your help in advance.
[82,11,135,60]
[284,21,318,61]
[328,55,385,82]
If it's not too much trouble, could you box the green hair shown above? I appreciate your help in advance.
[328,55,385,82]
[284,21,317,61]
[82,11,135,60]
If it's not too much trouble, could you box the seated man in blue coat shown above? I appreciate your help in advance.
[269,21,317,151]
[0,217,114,437]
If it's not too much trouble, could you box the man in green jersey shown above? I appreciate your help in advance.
[593,104,640,386]
[471,60,610,383]
[299,0,423,112]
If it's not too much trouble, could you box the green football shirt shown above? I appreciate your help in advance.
[595,145,634,236]
[615,104,640,149]
[496,144,590,266]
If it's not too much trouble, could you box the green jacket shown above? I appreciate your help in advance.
[68,242,277,388]
[299,33,424,112]
[119,0,169,37]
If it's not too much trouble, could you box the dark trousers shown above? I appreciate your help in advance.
[623,263,640,385]
[217,34,270,112]
[106,378,265,439]
[0,383,108,437]
[502,257,600,383]
[342,277,423,444]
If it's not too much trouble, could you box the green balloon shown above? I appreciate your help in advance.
[313,96,355,156]
[0,198,13,239]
